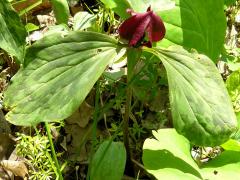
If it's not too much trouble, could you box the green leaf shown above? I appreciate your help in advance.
[201,151,240,179]
[25,23,39,32]
[73,11,96,31]
[51,0,70,24]
[90,141,126,180]
[221,139,240,152]
[157,0,226,61]
[4,31,122,126]
[145,46,238,146]
[99,0,131,19]
[127,0,175,13]
[143,129,240,179]
[143,128,202,179]
[226,70,240,139]
[226,70,240,100]
[99,0,174,19]
[0,0,27,62]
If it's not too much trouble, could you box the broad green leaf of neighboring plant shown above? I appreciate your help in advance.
[144,46,238,146]
[100,0,174,19]
[127,0,175,13]
[99,0,131,19]
[51,0,70,24]
[143,128,202,179]
[201,151,240,179]
[73,11,96,31]
[90,141,126,180]
[4,31,122,126]
[157,0,226,61]
[221,139,240,152]
[0,0,27,62]
[143,128,240,179]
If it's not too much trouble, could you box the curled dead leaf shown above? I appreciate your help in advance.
[0,160,28,178]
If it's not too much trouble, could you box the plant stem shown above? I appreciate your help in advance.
[123,79,132,153]
[123,80,134,174]
[123,48,142,176]
[45,122,63,180]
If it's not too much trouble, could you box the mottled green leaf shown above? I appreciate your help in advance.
[0,0,27,62]
[4,31,122,126]
[145,46,238,146]
[90,141,126,180]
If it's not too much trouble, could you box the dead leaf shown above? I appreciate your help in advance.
[37,13,55,28]
[66,101,94,128]
[60,137,67,151]
[64,123,92,162]
[0,160,28,178]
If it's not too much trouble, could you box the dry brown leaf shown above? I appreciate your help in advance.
[66,101,94,128]
[64,123,93,162]
[0,160,28,178]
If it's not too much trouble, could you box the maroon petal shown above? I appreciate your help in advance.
[148,11,166,42]
[129,15,151,46]
[118,7,166,47]
[119,11,151,46]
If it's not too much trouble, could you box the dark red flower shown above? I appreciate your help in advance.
[119,6,166,48]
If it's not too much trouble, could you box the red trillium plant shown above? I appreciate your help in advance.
[118,7,166,172]
[119,6,166,47]
[4,0,238,179]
